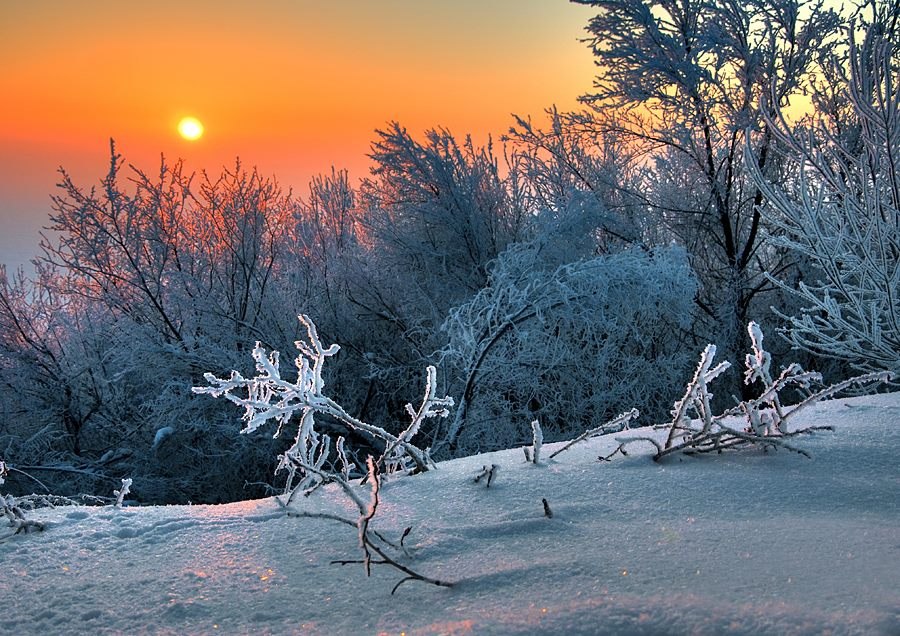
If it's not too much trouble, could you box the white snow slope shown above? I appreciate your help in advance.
[2,392,898,635]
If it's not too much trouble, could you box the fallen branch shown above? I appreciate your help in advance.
[599,323,892,464]
[1,495,45,541]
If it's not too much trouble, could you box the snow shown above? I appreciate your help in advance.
[2,393,898,635]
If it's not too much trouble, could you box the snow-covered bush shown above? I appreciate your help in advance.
[193,314,453,495]
[194,314,453,592]
[606,323,894,461]
[440,244,697,455]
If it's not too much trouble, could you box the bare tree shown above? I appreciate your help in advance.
[41,141,194,344]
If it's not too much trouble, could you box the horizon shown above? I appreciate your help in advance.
[0,1,596,272]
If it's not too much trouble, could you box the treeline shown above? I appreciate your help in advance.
[1,0,897,503]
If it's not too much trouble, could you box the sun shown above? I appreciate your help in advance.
[177,116,204,141]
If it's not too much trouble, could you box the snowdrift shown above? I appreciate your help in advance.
[2,392,898,635]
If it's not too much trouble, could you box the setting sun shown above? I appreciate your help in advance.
[177,116,204,141]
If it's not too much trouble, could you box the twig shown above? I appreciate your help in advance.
[3,466,51,493]
[549,409,640,459]
[14,464,118,483]
[542,498,553,519]
[333,534,453,595]
[473,464,498,487]
[278,458,451,593]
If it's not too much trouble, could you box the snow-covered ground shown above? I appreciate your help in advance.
[2,392,898,635]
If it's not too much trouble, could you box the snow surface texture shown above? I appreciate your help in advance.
[2,393,898,635]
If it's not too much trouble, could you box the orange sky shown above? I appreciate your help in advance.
[0,1,597,270]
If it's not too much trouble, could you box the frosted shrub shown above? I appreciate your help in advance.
[605,322,894,461]
[441,244,697,455]
[194,314,453,495]
[194,314,454,592]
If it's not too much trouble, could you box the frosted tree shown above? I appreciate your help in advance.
[505,107,642,250]
[0,261,137,496]
[748,10,900,375]
[571,0,844,389]
[346,124,526,425]
[12,142,319,503]
[361,123,522,297]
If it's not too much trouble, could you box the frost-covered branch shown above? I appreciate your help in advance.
[607,323,893,462]
[665,345,731,450]
[530,420,543,464]
[1,463,45,540]
[379,365,453,474]
[194,314,452,492]
[113,478,132,508]
[549,409,640,459]
[194,314,453,594]
[748,26,900,375]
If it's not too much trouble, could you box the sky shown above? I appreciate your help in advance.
[0,1,597,271]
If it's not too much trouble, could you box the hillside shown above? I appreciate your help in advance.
[2,392,898,635]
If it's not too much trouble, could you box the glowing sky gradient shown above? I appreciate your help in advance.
[0,1,596,270]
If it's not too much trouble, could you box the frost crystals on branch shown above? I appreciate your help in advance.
[379,366,453,474]
[748,23,900,376]
[530,420,543,464]
[604,322,894,461]
[194,314,454,593]
[1,461,45,540]
[549,409,640,459]
[193,314,453,496]
[113,478,132,508]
